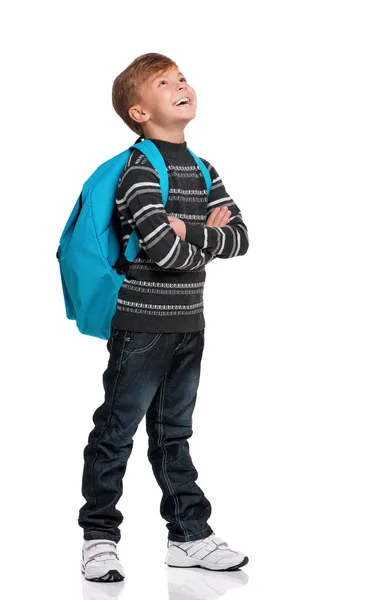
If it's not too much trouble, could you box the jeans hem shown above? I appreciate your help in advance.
[168,525,214,543]
[83,531,120,543]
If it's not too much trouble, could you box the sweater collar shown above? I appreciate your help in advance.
[148,137,187,157]
[134,136,188,158]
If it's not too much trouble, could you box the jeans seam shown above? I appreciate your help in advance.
[187,526,211,539]
[174,332,190,353]
[90,332,127,513]
[157,374,190,541]
[171,525,211,541]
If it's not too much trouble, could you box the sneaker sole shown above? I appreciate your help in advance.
[81,567,125,582]
[165,555,249,571]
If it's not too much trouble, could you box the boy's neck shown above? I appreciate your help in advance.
[142,126,186,144]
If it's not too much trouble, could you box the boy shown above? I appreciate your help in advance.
[78,53,250,582]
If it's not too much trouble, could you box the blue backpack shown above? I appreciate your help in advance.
[56,138,212,341]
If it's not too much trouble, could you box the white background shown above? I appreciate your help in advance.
[2,1,389,598]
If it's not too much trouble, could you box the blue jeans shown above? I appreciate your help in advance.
[78,327,214,543]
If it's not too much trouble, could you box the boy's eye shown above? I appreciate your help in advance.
[158,77,187,87]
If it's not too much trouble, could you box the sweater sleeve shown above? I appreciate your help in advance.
[185,159,250,259]
[115,150,216,271]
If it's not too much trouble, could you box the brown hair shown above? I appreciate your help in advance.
[112,52,178,137]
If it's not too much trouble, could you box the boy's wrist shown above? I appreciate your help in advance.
[184,222,206,249]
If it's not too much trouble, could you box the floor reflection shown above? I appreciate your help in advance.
[165,566,249,599]
[82,577,126,599]
[82,566,249,600]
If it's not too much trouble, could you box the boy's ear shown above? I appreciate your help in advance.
[128,105,148,125]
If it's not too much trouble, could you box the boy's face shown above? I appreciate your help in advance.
[129,66,197,132]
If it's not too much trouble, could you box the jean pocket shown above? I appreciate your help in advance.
[119,331,163,365]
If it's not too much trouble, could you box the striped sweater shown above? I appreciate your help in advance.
[111,137,249,333]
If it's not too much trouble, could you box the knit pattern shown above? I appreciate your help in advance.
[110,138,249,333]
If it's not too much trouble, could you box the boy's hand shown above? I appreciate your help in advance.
[167,207,231,241]
[167,216,187,240]
[205,206,231,227]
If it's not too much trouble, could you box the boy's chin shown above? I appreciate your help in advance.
[171,105,196,120]
[177,112,196,125]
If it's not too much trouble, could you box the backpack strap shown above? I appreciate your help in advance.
[132,138,212,196]
[186,148,212,194]
[130,139,170,203]
[121,139,169,263]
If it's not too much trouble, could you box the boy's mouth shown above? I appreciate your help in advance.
[173,96,192,107]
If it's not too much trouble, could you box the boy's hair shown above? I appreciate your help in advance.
[112,52,178,137]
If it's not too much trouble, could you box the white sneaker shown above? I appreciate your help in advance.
[81,539,125,582]
[165,532,249,571]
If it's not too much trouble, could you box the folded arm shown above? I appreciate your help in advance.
[115,150,216,271]
[185,160,250,259]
